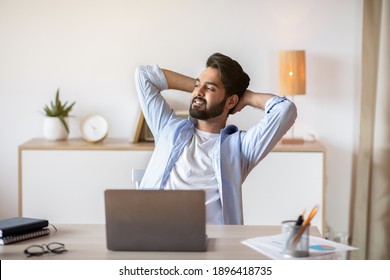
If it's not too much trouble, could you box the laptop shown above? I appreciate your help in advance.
[104,189,207,251]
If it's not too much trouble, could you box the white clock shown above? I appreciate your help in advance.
[80,114,108,143]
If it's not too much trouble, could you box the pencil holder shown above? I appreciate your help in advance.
[281,220,310,258]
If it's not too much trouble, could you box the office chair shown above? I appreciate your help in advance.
[131,169,145,189]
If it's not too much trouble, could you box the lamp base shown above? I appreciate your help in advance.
[281,138,305,145]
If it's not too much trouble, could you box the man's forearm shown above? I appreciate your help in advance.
[234,90,275,112]
[246,91,275,110]
[162,69,195,93]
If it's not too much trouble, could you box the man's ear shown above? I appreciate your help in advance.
[227,94,239,109]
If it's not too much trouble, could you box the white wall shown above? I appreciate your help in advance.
[0,0,362,236]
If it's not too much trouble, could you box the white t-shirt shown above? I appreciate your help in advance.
[164,128,222,224]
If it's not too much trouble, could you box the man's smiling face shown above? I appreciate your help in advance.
[189,67,228,120]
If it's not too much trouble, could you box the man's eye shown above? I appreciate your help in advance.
[207,87,215,91]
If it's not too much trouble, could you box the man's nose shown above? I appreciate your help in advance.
[195,85,206,96]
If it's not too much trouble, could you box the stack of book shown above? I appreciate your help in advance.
[0,217,50,245]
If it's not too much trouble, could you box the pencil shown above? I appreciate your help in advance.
[302,206,318,226]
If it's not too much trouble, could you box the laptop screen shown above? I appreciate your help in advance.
[104,189,207,251]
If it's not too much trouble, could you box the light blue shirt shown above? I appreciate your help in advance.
[134,65,297,225]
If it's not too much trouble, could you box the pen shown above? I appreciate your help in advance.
[295,210,305,226]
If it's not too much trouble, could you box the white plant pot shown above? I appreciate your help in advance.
[43,117,69,141]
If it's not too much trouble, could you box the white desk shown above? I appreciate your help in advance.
[0,224,321,260]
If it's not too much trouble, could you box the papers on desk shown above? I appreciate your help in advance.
[242,234,358,260]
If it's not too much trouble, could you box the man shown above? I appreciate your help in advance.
[135,53,297,225]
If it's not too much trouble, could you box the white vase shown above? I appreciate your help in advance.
[43,117,69,141]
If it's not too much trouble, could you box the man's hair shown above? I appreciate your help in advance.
[206,53,250,98]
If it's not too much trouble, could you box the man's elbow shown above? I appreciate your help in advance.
[286,100,298,123]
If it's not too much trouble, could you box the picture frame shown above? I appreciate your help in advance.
[133,110,189,143]
[133,112,153,143]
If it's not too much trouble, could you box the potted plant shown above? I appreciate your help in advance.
[42,89,76,141]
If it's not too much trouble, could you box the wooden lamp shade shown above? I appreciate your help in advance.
[279,50,306,144]
[279,50,306,96]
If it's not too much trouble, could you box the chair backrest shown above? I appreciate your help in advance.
[131,169,145,189]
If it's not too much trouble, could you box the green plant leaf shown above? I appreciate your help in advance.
[58,116,69,133]
[42,89,76,119]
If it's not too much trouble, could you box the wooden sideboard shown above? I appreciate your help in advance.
[242,140,326,235]
[18,138,326,234]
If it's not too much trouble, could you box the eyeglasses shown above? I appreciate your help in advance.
[24,242,67,257]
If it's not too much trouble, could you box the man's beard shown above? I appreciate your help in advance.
[189,96,227,120]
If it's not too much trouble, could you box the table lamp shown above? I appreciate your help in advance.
[278,50,306,144]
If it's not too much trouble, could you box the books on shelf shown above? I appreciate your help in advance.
[0,228,50,245]
[0,217,50,245]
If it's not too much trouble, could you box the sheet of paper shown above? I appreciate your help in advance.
[242,234,358,260]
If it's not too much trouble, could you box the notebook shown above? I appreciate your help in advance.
[0,217,49,237]
[104,189,207,251]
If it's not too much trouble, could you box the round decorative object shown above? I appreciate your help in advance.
[80,114,108,143]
